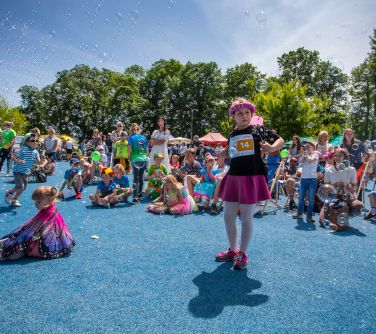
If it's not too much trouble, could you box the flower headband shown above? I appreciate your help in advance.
[228,101,256,115]
[101,167,114,177]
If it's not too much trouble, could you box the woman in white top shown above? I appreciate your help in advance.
[149,116,170,172]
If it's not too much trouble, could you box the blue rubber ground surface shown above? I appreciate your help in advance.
[1,161,375,333]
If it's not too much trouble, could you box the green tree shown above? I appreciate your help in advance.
[0,95,29,134]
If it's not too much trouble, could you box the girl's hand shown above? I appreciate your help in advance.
[260,141,273,152]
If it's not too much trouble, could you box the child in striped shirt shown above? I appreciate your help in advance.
[5,133,40,207]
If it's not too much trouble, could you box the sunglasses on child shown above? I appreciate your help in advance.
[29,140,37,143]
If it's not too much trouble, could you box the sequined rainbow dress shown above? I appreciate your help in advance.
[0,204,75,260]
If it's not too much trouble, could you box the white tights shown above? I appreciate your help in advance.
[223,201,255,253]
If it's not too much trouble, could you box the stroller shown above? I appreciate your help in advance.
[28,164,47,183]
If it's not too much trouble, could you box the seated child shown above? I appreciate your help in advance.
[170,154,180,170]
[145,153,168,199]
[113,163,132,202]
[39,154,48,173]
[193,154,220,207]
[45,156,56,175]
[89,167,118,208]
[0,186,75,260]
[147,175,195,215]
[80,160,92,184]
[113,132,130,174]
[59,158,83,199]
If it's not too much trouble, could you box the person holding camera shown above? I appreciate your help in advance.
[293,141,319,222]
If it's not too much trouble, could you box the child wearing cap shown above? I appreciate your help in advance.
[59,159,83,199]
[193,154,220,208]
[113,132,130,174]
[89,167,118,208]
[144,153,168,199]
[293,141,319,222]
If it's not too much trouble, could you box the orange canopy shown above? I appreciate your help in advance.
[199,132,228,146]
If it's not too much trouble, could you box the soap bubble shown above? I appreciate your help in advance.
[255,11,267,26]
[255,79,268,92]
[307,122,314,128]
[48,30,56,38]
[133,161,145,169]
[168,0,176,9]
[128,9,139,22]
[294,182,301,191]
[151,80,156,86]
[228,146,237,158]
[337,212,349,226]
[317,184,336,203]
[351,143,359,151]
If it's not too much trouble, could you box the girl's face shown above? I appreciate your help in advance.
[158,118,165,129]
[233,108,252,129]
[155,157,163,166]
[205,160,214,168]
[34,198,53,210]
[171,156,178,163]
[304,144,314,153]
[344,131,353,141]
[101,173,111,185]
[334,152,344,163]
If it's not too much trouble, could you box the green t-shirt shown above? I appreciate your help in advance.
[1,129,16,149]
[114,140,128,158]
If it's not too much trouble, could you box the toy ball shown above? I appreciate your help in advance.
[91,151,101,162]
[280,149,289,159]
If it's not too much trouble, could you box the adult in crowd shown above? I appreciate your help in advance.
[178,148,202,196]
[44,128,58,161]
[179,142,187,155]
[88,128,102,152]
[316,131,332,166]
[149,116,170,172]
[209,155,229,214]
[288,135,303,159]
[340,128,366,170]
[192,135,201,149]
[110,121,126,149]
[128,123,148,204]
[0,121,16,176]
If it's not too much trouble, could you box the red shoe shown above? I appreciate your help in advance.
[75,192,83,199]
[215,248,238,262]
[233,251,248,270]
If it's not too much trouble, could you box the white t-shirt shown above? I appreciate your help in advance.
[316,143,332,158]
[100,153,108,164]
[300,152,319,179]
[66,141,73,150]
[324,165,356,196]
[44,136,58,152]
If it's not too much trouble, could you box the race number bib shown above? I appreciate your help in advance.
[229,134,255,158]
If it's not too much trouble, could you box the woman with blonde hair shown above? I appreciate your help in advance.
[316,131,332,166]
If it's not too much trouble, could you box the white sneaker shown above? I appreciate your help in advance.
[4,191,13,204]
[5,173,11,177]
[11,199,21,207]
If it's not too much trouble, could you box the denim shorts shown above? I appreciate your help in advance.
[14,172,28,191]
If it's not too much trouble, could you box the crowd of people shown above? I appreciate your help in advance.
[1,98,376,269]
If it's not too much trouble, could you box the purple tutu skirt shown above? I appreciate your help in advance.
[0,204,75,260]
[218,174,271,204]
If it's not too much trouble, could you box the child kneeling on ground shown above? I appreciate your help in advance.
[147,175,195,215]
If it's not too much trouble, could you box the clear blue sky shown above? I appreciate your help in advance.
[0,0,375,106]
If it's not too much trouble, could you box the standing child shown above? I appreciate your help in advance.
[293,141,319,222]
[89,167,118,208]
[0,186,75,260]
[113,132,130,173]
[145,153,168,199]
[113,163,132,202]
[216,98,284,270]
[5,133,40,207]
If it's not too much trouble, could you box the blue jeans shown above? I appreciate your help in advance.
[298,178,317,215]
[266,155,281,185]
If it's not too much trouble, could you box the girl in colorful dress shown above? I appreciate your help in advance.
[145,153,168,199]
[147,175,195,215]
[193,154,220,208]
[216,98,284,270]
[0,186,75,260]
